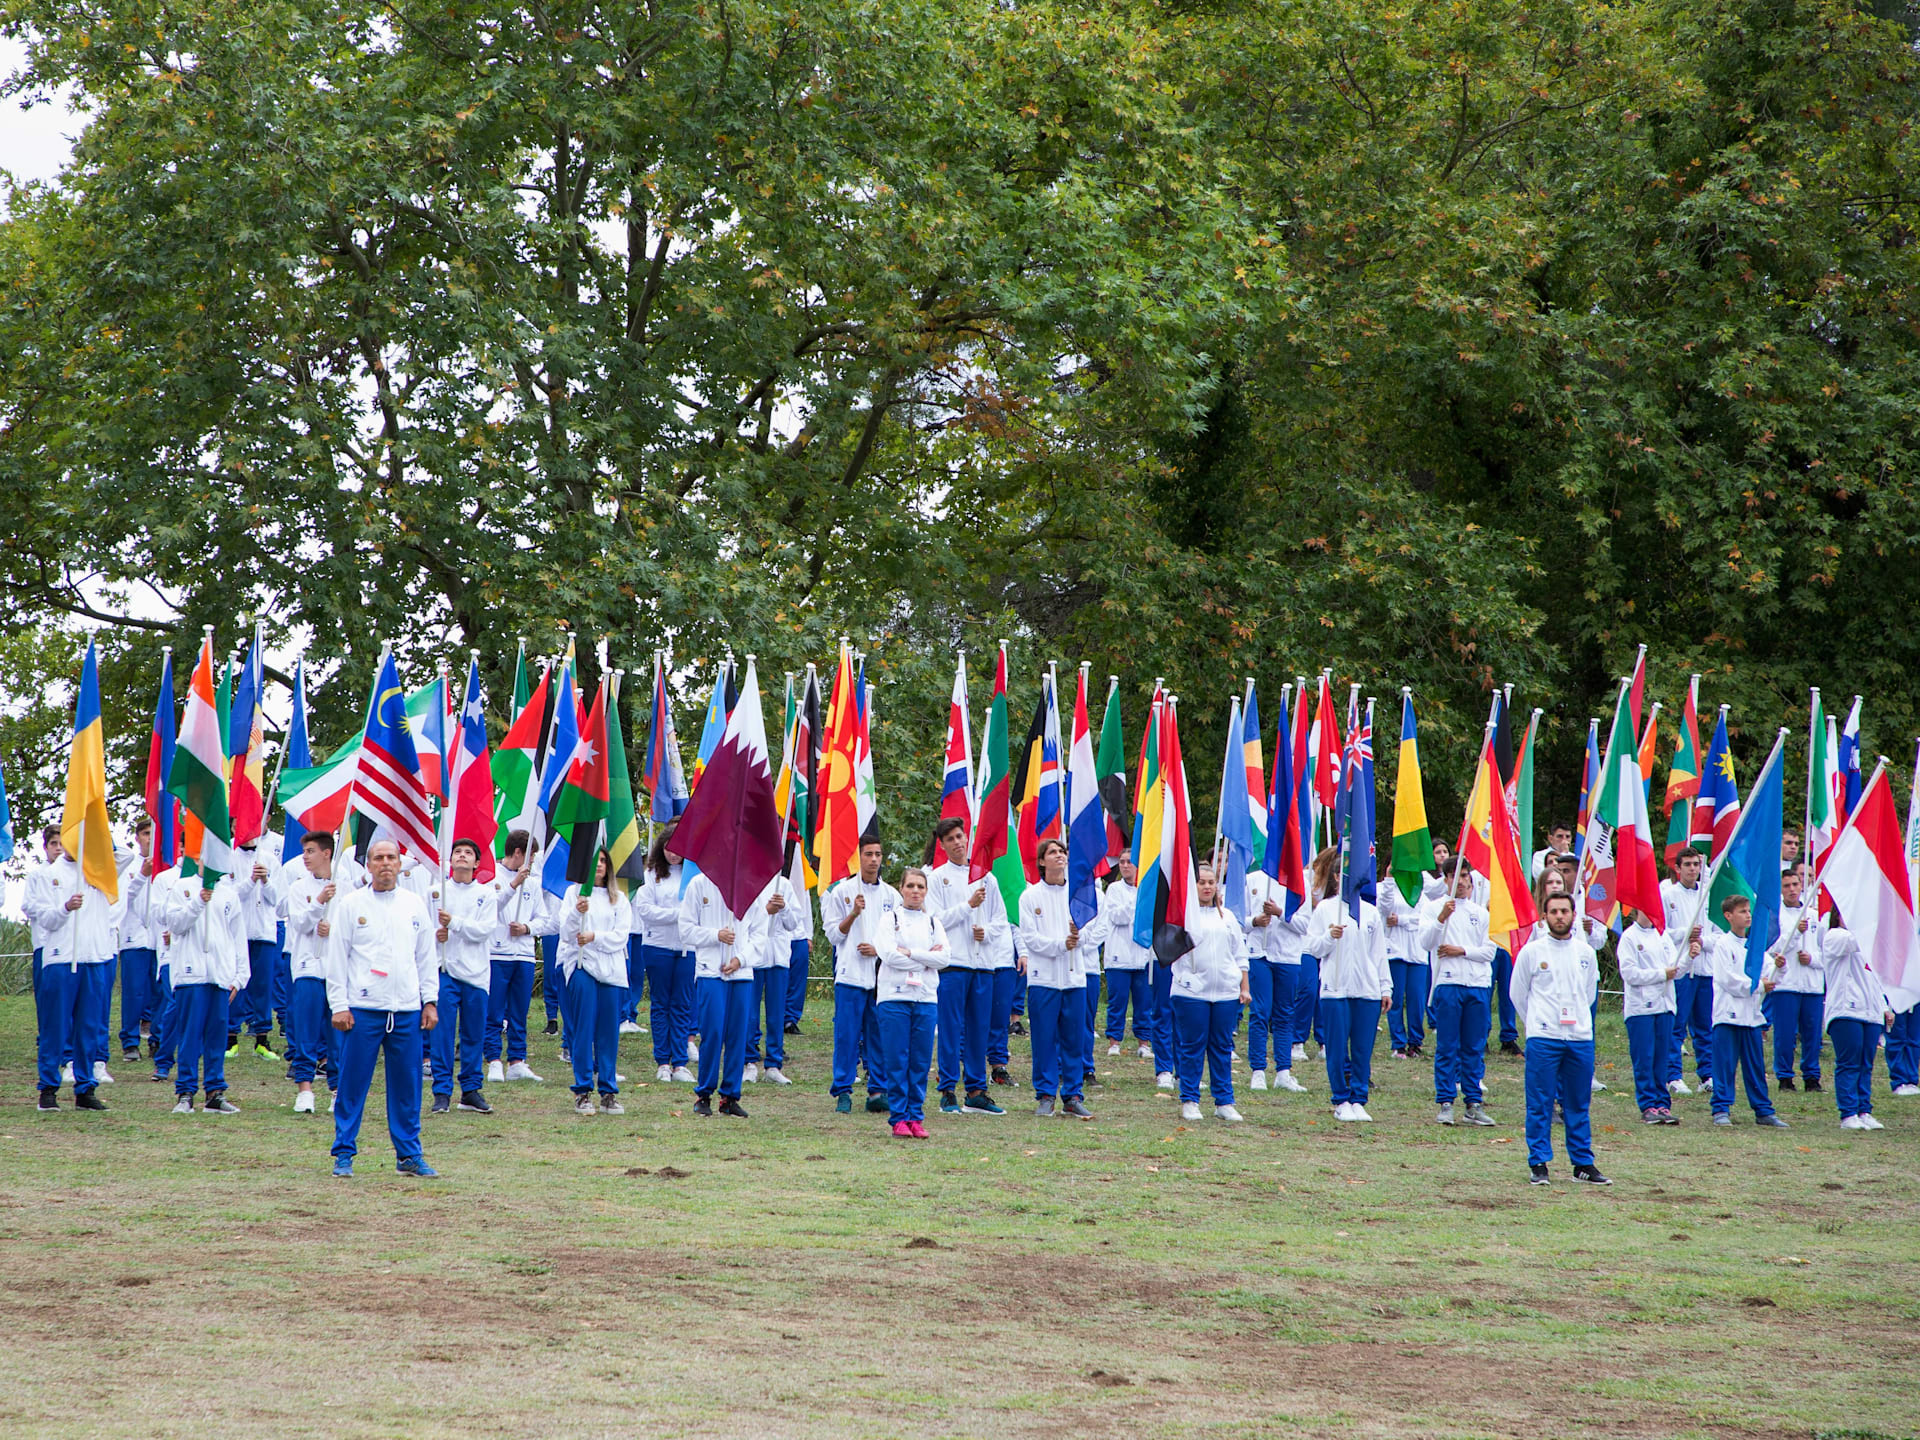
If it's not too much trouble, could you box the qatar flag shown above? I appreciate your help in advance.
[668,657,783,919]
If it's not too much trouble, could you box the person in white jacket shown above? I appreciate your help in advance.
[1417,863,1497,1126]
[326,839,440,1177]
[1707,896,1787,1127]
[633,828,696,1082]
[1511,893,1607,1185]
[155,863,249,1115]
[925,819,1009,1115]
[1616,906,1680,1124]
[228,840,285,1061]
[682,869,770,1117]
[26,825,127,1110]
[281,831,353,1114]
[1172,867,1251,1122]
[878,867,948,1136]
[429,839,499,1116]
[1101,861,1155,1065]
[116,816,165,1065]
[1303,849,1390,1122]
[824,840,901,1114]
[1821,913,1893,1130]
[1018,840,1096,1120]
[484,830,545,1084]
[745,870,805,1086]
[1767,866,1826,1093]
[1660,850,1715,1095]
[1376,866,1428,1059]
[561,851,635,1115]
[1245,866,1308,1091]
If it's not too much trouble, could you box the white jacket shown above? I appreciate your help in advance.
[1170,904,1248,1003]
[1510,932,1599,1042]
[560,886,633,987]
[438,877,498,987]
[281,868,347,982]
[1102,880,1149,970]
[630,868,686,949]
[236,843,284,942]
[1661,877,1717,977]
[1245,872,1308,965]
[1710,930,1774,1027]
[157,871,249,990]
[1374,877,1424,962]
[926,861,1010,971]
[1305,896,1390,1001]
[22,856,125,966]
[1018,880,1095,990]
[1821,928,1891,1028]
[878,905,947,1004]
[823,876,902,988]
[754,875,808,970]
[119,858,169,954]
[1768,901,1826,994]
[1415,895,1496,990]
[680,873,769,982]
[326,884,438,1013]
[489,869,544,961]
[1615,922,1677,1018]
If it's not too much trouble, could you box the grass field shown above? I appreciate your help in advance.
[1,988,1916,1440]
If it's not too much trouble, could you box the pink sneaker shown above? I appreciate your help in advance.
[891,1120,914,1138]
[908,1121,930,1139]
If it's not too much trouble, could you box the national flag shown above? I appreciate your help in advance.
[1265,685,1310,917]
[1011,673,1064,883]
[1213,695,1254,924]
[1692,706,1740,859]
[854,657,879,849]
[1701,729,1788,988]
[147,649,181,871]
[1337,698,1377,915]
[1625,643,1648,733]
[812,643,861,889]
[969,646,1021,911]
[278,659,314,866]
[1574,719,1600,866]
[1065,664,1107,925]
[1637,704,1661,793]
[1837,696,1863,822]
[1491,690,1516,790]
[1242,680,1267,871]
[171,635,235,882]
[774,671,819,894]
[1457,724,1539,947]
[1515,707,1541,866]
[605,672,647,893]
[1129,695,1165,948]
[536,651,585,894]
[61,639,119,903]
[1095,677,1130,865]
[940,654,974,829]
[641,652,690,823]
[555,678,613,892]
[1310,673,1341,813]
[444,654,498,881]
[352,652,440,865]
[1390,690,1434,905]
[0,762,13,864]
[1818,759,1920,1012]
[1592,681,1666,929]
[226,623,268,848]
[1138,697,1197,962]
[277,733,362,845]
[404,677,448,801]
[1905,740,1920,970]
[691,662,731,791]
[1665,674,1702,866]
[665,657,783,917]
[493,659,552,852]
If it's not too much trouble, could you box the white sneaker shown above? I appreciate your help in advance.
[1107,1042,1122,1057]
[656,1064,673,1082]
[1334,1102,1358,1121]
[1292,1044,1307,1064]
[764,1067,792,1085]
[1861,1113,1885,1130]
[1215,1104,1244,1122]
[1669,1079,1692,1096]
[1353,1105,1374,1122]
[600,1097,625,1115]
[575,1096,597,1116]
[93,1062,114,1085]
[487,1060,506,1083]
[293,1091,315,1114]
[743,1063,759,1084]
[1893,1084,1920,1097]
[687,1039,700,1062]
[1591,1077,1607,1092]
[1137,1042,1153,1060]
[1840,1114,1866,1130]
[672,1066,695,1084]
[60,1063,74,1084]
[1250,1072,1268,1091]
[1180,1101,1202,1121]
[1275,1070,1307,1093]
[618,1020,641,1034]
[171,1097,193,1115]
[1155,1071,1175,1091]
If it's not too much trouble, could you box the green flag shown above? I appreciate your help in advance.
[606,677,646,893]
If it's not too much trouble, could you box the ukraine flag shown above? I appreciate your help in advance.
[61,639,119,903]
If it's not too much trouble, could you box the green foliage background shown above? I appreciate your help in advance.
[1,0,1917,853]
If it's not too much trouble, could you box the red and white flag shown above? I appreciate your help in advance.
[668,658,783,918]
[1819,761,1920,1012]
[939,654,973,829]
[443,654,497,881]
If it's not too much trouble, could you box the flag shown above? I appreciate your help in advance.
[1594,685,1666,929]
[537,653,585,894]
[1837,697,1863,822]
[445,654,498,881]
[1515,707,1541,865]
[854,658,879,848]
[1390,691,1434,905]
[277,733,362,844]
[691,662,731,791]
[813,643,861,888]
[1131,698,1165,948]
[1637,706,1660,792]
[1692,707,1740,859]
[1214,695,1254,924]
[494,660,552,851]
[1458,726,1538,947]
[774,671,818,894]
[1906,740,1920,979]
[555,678,613,892]
[404,677,448,801]
[1574,719,1600,865]
[1095,678,1130,864]
[940,654,974,829]
[1065,666,1107,926]
[1491,691,1516,791]
[666,657,784,917]
[1265,687,1310,917]
[1625,644,1648,733]
[968,646,1019,907]
[1149,698,1198,961]
[1242,680,1267,871]
[1310,673,1340,812]
[1337,698,1377,915]
[1665,675,1702,866]
[352,652,440,864]
[1011,675,1063,883]
[605,676,647,893]
[278,659,314,866]
[171,635,234,882]
[642,653,690,824]
[0,762,13,864]
[147,649,181,871]
[1702,729,1788,988]
[1818,759,1919,1012]
[61,638,118,902]
[226,623,267,848]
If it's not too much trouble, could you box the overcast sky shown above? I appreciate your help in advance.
[2,37,81,190]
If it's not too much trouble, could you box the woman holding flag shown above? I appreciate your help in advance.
[1304,847,1391,1122]
[560,850,633,1114]
[1170,865,1250,1122]
[634,826,697,1083]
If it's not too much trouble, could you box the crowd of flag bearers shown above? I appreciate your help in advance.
[23,628,1920,1188]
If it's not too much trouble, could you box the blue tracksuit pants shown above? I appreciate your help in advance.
[1027,983,1084,1101]
[695,975,753,1100]
[1103,966,1152,1043]
[1431,983,1491,1105]
[1173,995,1240,1106]
[1887,1008,1919,1090]
[36,961,108,1093]
[486,957,535,1063]
[1827,1017,1882,1119]
[643,946,696,1067]
[878,999,936,1123]
[746,966,786,1068]
[1292,952,1322,1048]
[332,1007,425,1164]
[1322,995,1381,1106]
[1711,1022,1774,1118]
[1150,963,1176,1073]
[936,966,992,1094]
[1625,1011,1674,1113]
[430,974,489,1098]
[1524,1036,1595,1166]
[540,934,562,1023]
[287,974,341,1088]
[832,983,884,1096]
[784,940,811,1025]
[988,968,1018,1067]
[117,946,159,1054]
[1388,958,1429,1051]
[566,970,621,1096]
[1765,990,1824,1082]
[172,983,231,1097]
[1669,974,1714,1083]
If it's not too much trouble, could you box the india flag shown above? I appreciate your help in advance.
[169,633,235,882]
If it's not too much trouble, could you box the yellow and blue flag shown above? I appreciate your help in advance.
[62,639,118,902]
